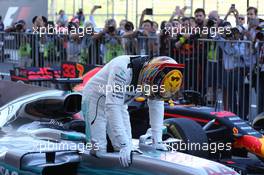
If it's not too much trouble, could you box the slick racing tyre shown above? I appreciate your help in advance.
[252,112,264,132]
[163,118,209,158]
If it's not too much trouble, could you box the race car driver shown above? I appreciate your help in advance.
[82,55,183,167]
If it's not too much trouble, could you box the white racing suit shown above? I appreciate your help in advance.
[82,55,164,154]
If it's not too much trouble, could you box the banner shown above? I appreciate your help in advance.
[0,0,48,28]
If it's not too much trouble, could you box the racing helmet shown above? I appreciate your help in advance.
[138,56,184,99]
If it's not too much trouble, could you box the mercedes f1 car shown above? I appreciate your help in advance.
[5,62,264,174]
[0,80,238,175]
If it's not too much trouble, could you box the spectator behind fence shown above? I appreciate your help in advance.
[122,21,137,54]
[247,7,258,22]
[117,19,127,36]
[159,6,187,57]
[257,42,264,114]
[80,22,95,64]
[253,22,264,114]
[224,6,240,26]
[75,8,85,26]
[89,5,102,32]
[67,18,82,63]
[4,19,32,68]
[0,16,4,31]
[194,8,206,29]
[138,9,159,55]
[56,10,68,27]
[5,20,26,33]
[32,16,48,67]
[123,9,159,57]
[93,18,124,63]
[215,25,253,119]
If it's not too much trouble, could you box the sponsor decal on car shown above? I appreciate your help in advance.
[204,165,238,175]
[0,165,18,175]
[210,111,236,118]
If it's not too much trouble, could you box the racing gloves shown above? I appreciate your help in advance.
[119,144,132,167]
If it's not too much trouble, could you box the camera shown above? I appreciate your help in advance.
[145,8,153,15]
[14,20,25,31]
[231,4,235,10]
[207,19,216,27]
[255,26,264,41]
[108,26,116,33]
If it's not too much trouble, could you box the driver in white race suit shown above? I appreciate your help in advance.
[82,55,183,167]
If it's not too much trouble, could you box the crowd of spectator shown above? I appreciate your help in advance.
[1,5,264,119]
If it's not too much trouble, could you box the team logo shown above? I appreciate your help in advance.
[161,70,183,98]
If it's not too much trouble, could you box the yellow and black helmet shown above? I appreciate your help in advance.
[138,56,184,99]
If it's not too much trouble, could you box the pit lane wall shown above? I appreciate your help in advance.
[0,32,263,122]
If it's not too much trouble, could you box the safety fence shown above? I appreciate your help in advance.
[0,31,263,121]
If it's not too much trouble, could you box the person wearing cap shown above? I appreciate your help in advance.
[82,55,183,167]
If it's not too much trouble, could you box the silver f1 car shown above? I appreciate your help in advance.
[0,80,239,175]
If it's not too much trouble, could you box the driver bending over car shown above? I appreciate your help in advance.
[82,55,183,167]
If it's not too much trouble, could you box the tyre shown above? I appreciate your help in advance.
[163,118,209,158]
[252,112,264,131]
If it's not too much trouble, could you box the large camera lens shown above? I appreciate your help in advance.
[207,19,215,27]
[108,26,115,33]
[15,24,23,31]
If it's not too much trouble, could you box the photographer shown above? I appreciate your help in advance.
[122,21,137,54]
[89,5,101,32]
[67,18,82,63]
[93,19,124,63]
[123,16,158,56]
[169,6,187,23]
[224,5,240,26]
[5,20,26,33]
[216,26,252,118]
[208,11,225,28]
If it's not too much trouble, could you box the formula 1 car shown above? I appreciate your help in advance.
[0,80,238,175]
[128,91,264,174]
[68,65,264,175]
[6,62,264,174]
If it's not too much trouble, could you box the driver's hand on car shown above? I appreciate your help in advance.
[119,143,132,167]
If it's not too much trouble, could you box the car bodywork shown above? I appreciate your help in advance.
[128,94,264,174]
[0,81,238,175]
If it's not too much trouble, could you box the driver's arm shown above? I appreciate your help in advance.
[147,99,164,144]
